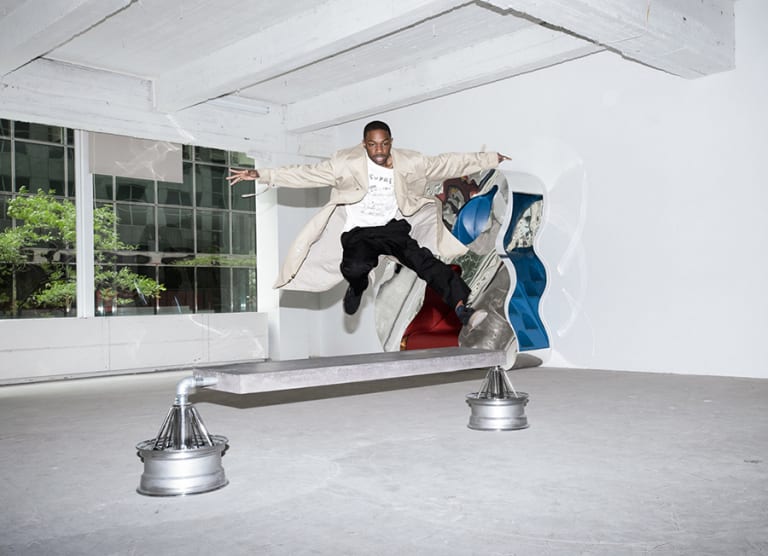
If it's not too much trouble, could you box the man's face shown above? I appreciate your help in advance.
[363,129,393,167]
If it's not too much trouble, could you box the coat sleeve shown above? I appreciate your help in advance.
[421,151,499,183]
[257,159,336,189]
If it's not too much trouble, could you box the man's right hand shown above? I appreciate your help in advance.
[227,168,260,185]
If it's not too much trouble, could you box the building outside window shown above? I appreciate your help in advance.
[0,118,258,318]
[0,119,76,318]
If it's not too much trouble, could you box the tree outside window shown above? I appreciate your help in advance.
[0,188,164,317]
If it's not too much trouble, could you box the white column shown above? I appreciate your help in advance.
[74,129,95,318]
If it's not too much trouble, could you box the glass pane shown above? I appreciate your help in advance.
[0,119,9,137]
[115,176,154,203]
[158,178,192,206]
[230,151,254,168]
[10,189,75,249]
[14,122,65,144]
[113,265,158,316]
[158,266,195,313]
[158,206,194,252]
[115,203,155,250]
[113,252,152,265]
[4,263,76,318]
[232,267,257,312]
[0,262,12,317]
[93,174,113,201]
[94,264,160,317]
[95,265,117,316]
[231,212,255,255]
[196,210,229,253]
[15,142,66,196]
[0,139,11,192]
[195,164,228,209]
[194,146,227,165]
[66,129,74,145]
[94,200,113,214]
[182,145,193,161]
[197,266,230,312]
[66,147,74,198]
[231,182,256,211]
[0,195,11,230]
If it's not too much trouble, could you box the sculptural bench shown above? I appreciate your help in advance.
[191,346,508,394]
[136,346,523,496]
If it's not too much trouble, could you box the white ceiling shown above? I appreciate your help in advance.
[0,0,735,135]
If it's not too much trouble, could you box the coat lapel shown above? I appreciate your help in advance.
[349,146,368,190]
[390,149,412,204]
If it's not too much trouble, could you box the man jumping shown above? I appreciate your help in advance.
[227,120,509,330]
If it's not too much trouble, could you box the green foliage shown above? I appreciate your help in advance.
[95,267,165,306]
[5,187,77,248]
[0,225,28,266]
[0,188,165,315]
[33,268,77,308]
[172,253,256,267]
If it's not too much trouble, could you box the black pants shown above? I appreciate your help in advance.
[339,219,470,309]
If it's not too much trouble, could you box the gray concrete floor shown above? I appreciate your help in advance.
[1,365,767,556]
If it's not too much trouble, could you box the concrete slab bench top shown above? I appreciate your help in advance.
[191,347,505,394]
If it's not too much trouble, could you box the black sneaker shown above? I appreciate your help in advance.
[343,285,363,315]
[456,304,487,329]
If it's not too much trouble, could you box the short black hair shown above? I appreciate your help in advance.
[363,120,391,138]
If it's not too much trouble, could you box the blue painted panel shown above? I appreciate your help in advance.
[507,248,549,350]
[504,193,549,351]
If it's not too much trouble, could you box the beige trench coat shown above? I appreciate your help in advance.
[258,145,499,291]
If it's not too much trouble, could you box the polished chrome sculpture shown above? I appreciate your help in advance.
[136,375,228,496]
[466,366,529,431]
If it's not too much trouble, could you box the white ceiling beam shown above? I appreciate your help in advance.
[0,0,132,76]
[482,0,734,78]
[0,58,288,157]
[284,26,602,134]
[153,0,469,114]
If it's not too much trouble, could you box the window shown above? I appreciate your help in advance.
[95,145,258,315]
[0,120,76,318]
[0,118,259,318]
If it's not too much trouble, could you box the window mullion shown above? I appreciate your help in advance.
[74,130,95,318]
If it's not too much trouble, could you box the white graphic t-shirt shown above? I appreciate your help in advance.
[343,157,400,231]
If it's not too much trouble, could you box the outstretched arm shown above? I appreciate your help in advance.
[227,159,337,189]
[422,151,510,183]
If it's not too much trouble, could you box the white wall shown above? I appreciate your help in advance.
[0,312,268,384]
[321,0,768,378]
